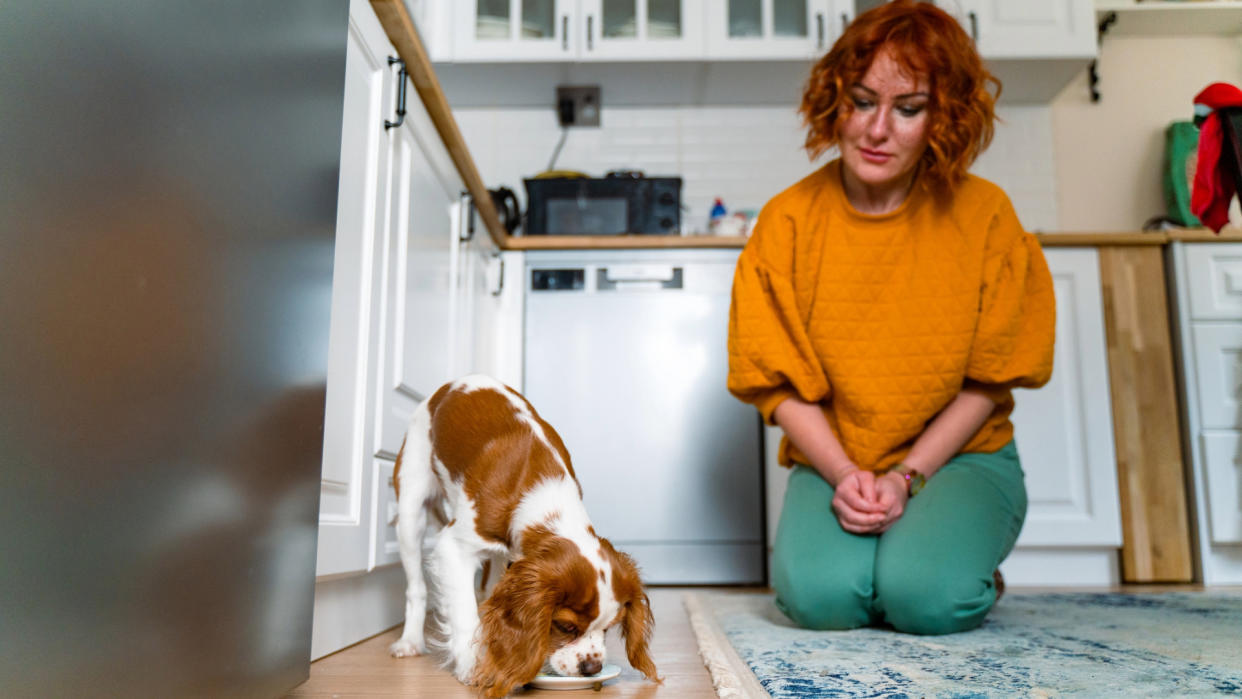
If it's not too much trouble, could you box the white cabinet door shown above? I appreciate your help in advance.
[936,0,1096,58]
[453,215,506,378]
[373,89,466,463]
[454,0,578,61]
[580,0,705,60]
[1011,248,1121,547]
[451,0,702,61]
[317,0,397,578]
[1190,324,1242,431]
[479,250,529,388]
[1172,242,1242,583]
[1184,244,1242,320]
[452,200,479,378]
[706,0,847,60]
[320,0,468,577]
[368,67,467,572]
[1200,432,1242,545]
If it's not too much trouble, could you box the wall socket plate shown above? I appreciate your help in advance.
[556,85,601,127]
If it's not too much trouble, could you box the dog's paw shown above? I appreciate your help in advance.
[389,638,425,658]
[452,653,476,684]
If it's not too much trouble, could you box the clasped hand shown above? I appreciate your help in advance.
[832,468,906,534]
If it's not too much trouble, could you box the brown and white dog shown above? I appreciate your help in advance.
[388,375,659,697]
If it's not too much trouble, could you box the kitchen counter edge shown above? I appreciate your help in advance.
[496,229,1242,250]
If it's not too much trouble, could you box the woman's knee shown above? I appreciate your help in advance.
[772,554,873,630]
[874,572,994,635]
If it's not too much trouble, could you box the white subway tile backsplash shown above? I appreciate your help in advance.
[453,102,1056,234]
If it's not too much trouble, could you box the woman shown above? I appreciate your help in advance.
[727,0,1055,635]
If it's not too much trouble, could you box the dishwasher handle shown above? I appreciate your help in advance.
[597,266,683,291]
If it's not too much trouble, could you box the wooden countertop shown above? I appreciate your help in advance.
[499,228,1242,250]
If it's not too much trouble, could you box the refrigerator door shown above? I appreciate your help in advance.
[524,250,765,584]
[0,1,348,696]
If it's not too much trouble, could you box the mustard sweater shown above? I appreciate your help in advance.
[727,161,1056,471]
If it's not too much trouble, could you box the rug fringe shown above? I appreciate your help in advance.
[682,593,772,699]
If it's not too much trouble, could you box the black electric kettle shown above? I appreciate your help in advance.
[488,186,521,235]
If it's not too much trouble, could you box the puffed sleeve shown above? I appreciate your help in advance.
[965,203,1056,400]
[726,204,830,424]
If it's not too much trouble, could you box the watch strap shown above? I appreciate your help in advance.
[889,463,926,497]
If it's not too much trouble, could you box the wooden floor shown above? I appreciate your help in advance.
[288,583,1228,698]
[288,587,725,698]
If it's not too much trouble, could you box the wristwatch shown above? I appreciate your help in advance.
[889,463,926,497]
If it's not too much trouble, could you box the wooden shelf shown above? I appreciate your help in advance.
[1095,1,1242,36]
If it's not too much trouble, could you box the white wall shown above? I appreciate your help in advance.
[1052,36,1242,232]
[447,74,1059,233]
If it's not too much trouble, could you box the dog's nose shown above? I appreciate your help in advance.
[579,657,603,676]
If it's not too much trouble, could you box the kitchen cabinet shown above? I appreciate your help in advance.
[317,0,400,579]
[1169,241,1242,584]
[1005,248,1121,561]
[313,0,503,658]
[452,0,705,62]
[763,247,1124,587]
[935,0,1096,58]
[705,0,855,60]
[369,203,505,574]
[707,0,1096,61]
[323,0,506,578]
[434,0,1096,62]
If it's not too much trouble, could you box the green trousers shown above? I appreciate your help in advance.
[771,441,1026,635]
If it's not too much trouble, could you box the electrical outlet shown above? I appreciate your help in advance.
[556,85,601,128]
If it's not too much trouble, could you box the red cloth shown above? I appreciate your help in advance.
[1192,82,1242,233]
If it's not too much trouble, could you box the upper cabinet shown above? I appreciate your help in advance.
[427,0,1097,62]
[935,0,1096,58]
[585,0,707,60]
[706,0,856,60]
[452,0,569,62]
[452,0,705,62]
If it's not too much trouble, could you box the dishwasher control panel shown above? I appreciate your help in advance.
[530,265,685,292]
[530,268,585,291]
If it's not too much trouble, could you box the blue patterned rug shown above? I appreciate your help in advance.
[684,590,1242,698]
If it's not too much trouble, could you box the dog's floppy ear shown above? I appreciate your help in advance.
[473,557,554,698]
[603,539,661,682]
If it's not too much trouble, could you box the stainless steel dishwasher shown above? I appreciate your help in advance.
[523,249,764,584]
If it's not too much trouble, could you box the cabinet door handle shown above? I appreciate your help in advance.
[562,15,569,51]
[815,12,824,50]
[841,13,849,39]
[384,56,406,130]
[587,14,594,51]
[461,193,475,242]
[490,253,504,297]
[968,11,978,43]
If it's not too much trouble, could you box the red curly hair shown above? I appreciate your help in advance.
[799,0,1000,193]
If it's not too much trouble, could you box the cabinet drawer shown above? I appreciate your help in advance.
[1200,432,1242,545]
[1191,323,1242,430]
[1185,243,1242,320]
